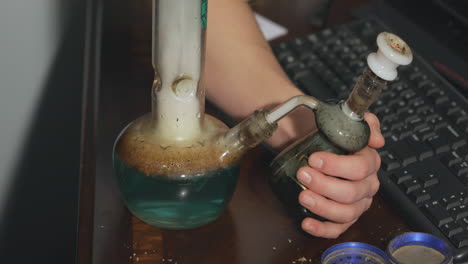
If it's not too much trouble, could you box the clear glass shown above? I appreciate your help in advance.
[112,0,277,229]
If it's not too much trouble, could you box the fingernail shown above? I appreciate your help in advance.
[306,221,315,232]
[302,195,316,208]
[310,158,323,169]
[303,219,315,232]
[298,171,311,184]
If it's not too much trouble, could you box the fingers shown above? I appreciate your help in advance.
[300,193,373,238]
[307,147,381,180]
[297,167,380,203]
[295,112,382,239]
[364,112,385,149]
[298,190,373,224]
[301,217,355,239]
[300,195,374,238]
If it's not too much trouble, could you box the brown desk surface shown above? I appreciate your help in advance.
[78,0,410,263]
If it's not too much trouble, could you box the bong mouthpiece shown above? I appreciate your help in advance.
[367,32,413,81]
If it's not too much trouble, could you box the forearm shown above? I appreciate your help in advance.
[203,0,316,149]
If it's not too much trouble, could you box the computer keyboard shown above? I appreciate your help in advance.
[272,17,468,262]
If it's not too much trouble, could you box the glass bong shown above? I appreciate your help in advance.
[113,0,412,229]
[113,0,280,229]
[269,32,413,218]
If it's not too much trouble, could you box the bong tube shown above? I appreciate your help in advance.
[266,95,320,124]
[152,0,206,142]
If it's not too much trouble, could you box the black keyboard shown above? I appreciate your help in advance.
[272,17,468,263]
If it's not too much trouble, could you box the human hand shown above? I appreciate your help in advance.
[296,113,385,238]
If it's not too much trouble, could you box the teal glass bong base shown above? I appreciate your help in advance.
[114,154,240,229]
[112,0,281,230]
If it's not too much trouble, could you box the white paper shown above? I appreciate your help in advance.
[254,13,288,41]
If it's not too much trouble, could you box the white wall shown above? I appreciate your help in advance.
[0,0,68,222]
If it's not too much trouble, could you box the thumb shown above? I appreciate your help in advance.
[364,112,385,149]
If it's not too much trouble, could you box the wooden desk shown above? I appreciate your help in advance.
[77,0,410,263]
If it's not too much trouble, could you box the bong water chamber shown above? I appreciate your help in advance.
[113,0,412,229]
[113,0,281,229]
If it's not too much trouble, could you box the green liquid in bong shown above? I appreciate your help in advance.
[114,155,240,229]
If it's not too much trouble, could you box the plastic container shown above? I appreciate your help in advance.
[321,242,389,264]
[387,232,453,264]
[321,233,453,264]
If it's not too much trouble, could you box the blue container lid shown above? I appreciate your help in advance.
[386,232,453,264]
[321,242,389,264]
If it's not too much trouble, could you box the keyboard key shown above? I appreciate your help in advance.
[441,152,463,168]
[450,161,468,177]
[458,148,468,161]
[296,73,334,100]
[406,136,434,160]
[306,59,326,72]
[320,28,333,37]
[391,170,412,184]
[458,175,468,186]
[380,151,400,171]
[416,126,437,141]
[409,72,428,82]
[423,202,454,227]
[290,39,316,60]
[408,189,431,204]
[429,119,448,132]
[381,112,398,124]
[401,89,416,100]
[458,120,468,134]
[396,126,414,140]
[448,109,468,125]
[407,117,428,133]
[388,141,418,166]
[428,90,450,105]
[425,112,440,123]
[390,122,404,131]
[401,179,422,194]
[328,79,347,95]
[389,80,407,91]
[442,195,464,210]
[409,158,451,188]
[418,172,439,188]
[306,33,319,44]
[321,70,336,84]
[446,125,467,149]
[436,101,459,115]
[453,205,468,220]
[460,217,468,228]
[450,232,468,248]
[286,63,309,80]
[408,97,426,108]
[427,135,451,154]
[416,105,433,116]
[418,79,436,89]
[279,51,297,62]
[404,114,420,124]
[441,222,464,238]
[272,43,294,60]
[340,68,355,83]
[322,53,338,66]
